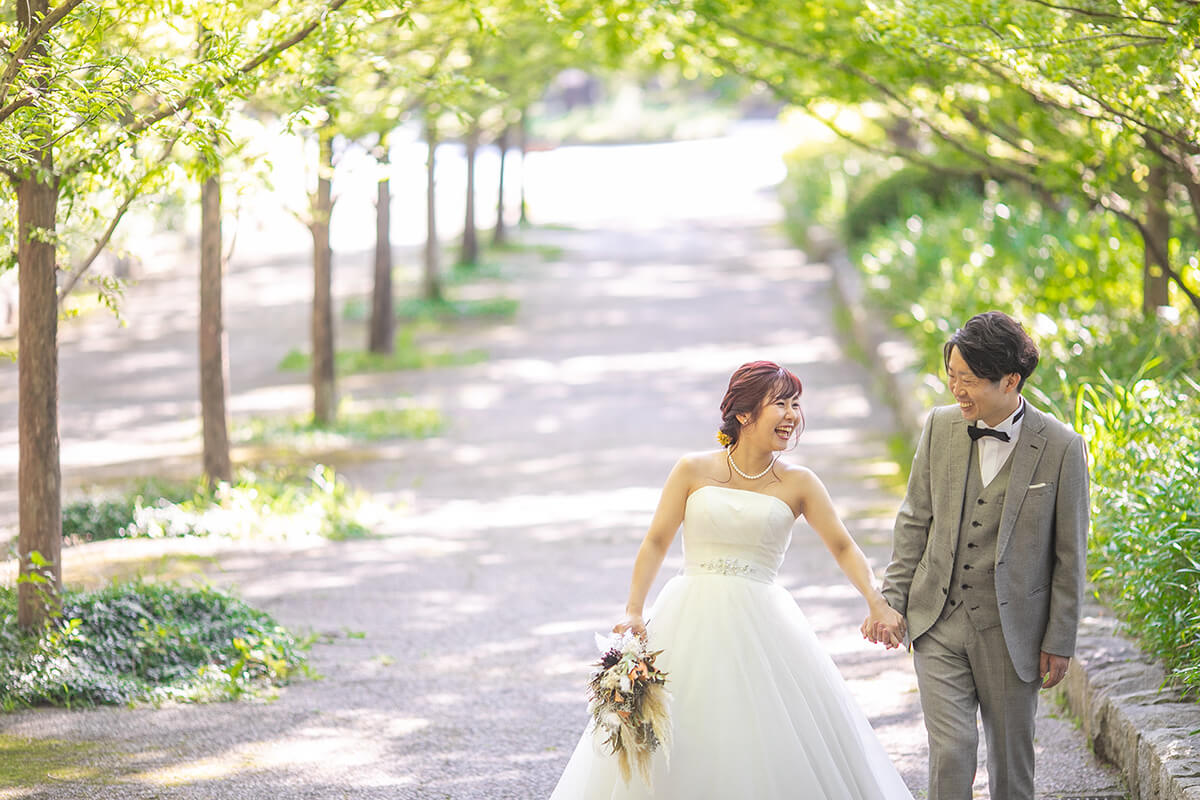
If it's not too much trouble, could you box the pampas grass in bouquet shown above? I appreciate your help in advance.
[587,632,672,786]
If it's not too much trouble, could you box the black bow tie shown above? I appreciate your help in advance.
[968,426,1010,442]
[967,403,1024,442]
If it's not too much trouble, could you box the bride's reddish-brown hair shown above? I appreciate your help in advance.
[718,361,804,448]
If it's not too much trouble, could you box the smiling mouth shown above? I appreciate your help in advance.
[775,426,794,437]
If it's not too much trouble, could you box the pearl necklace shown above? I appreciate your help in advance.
[728,449,777,480]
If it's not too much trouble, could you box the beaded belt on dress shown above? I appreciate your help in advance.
[684,557,775,584]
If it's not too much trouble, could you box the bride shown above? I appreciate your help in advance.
[548,361,914,799]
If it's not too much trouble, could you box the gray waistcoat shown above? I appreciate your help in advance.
[943,444,1014,630]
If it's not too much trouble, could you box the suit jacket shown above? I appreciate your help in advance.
[882,401,1090,683]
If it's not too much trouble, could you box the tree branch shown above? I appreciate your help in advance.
[56,124,187,304]
[123,0,357,141]
[0,89,37,126]
[0,0,89,108]
[1017,0,1181,27]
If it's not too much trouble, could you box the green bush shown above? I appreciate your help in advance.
[61,465,373,544]
[62,479,197,544]
[0,581,307,709]
[1076,369,1200,692]
[843,166,983,244]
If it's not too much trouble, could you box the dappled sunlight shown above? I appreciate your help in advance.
[0,122,940,798]
[379,487,659,539]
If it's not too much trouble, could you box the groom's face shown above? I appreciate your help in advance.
[946,347,1020,427]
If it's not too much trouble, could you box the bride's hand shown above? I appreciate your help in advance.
[613,612,647,640]
[862,603,906,649]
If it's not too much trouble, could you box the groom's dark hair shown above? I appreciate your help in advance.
[944,311,1040,391]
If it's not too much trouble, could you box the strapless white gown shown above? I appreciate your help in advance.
[549,485,914,800]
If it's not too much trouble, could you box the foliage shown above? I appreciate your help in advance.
[0,580,307,709]
[343,293,519,322]
[395,296,519,322]
[0,0,382,287]
[843,166,983,244]
[236,404,446,444]
[1076,369,1200,693]
[61,465,373,544]
[279,325,487,373]
[670,0,1200,314]
[62,478,195,546]
[780,136,893,247]
[782,147,1200,691]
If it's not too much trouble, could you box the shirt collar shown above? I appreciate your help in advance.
[977,397,1025,438]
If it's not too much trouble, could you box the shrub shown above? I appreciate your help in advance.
[61,465,373,545]
[1076,369,1200,692]
[843,166,983,244]
[0,581,307,709]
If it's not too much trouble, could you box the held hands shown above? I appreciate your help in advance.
[613,612,647,641]
[861,600,907,650]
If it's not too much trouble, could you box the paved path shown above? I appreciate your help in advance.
[0,126,1124,799]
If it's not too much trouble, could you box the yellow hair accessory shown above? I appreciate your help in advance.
[716,431,732,447]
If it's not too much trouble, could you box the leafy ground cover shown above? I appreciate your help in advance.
[0,580,308,710]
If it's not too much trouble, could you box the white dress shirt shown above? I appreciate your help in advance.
[974,399,1025,486]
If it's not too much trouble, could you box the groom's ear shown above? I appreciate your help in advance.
[1003,373,1021,393]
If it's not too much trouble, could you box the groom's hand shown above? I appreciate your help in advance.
[1039,652,1070,689]
[861,604,906,649]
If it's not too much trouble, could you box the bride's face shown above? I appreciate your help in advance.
[742,393,801,451]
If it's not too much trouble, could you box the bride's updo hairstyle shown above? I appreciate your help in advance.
[718,361,805,448]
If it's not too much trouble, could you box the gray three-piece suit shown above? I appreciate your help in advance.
[883,402,1090,800]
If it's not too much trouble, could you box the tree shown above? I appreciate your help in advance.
[1,0,372,626]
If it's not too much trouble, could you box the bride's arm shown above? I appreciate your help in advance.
[796,468,906,647]
[613,457,693,638]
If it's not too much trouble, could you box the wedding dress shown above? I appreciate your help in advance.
[549,484,914,800]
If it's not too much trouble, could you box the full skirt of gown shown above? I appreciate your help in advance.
[548,486,914,800]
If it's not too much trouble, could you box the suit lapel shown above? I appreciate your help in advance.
[946,414,971,554]
[997,404,1048,558]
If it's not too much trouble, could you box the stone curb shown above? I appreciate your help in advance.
[820,230,1200,800]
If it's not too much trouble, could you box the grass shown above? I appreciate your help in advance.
[235,403,445,446]
[394,295,519,322]
[0,735,106,785]
[0,581,308,710]
[343,291,520,322]
[279,326,486,374]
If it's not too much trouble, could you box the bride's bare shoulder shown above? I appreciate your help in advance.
[774,458,822,488]
[672,449,729,484]
[677,449,726,471]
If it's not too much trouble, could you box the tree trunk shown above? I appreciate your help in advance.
[494,124,509,246]
[369,137,394,354]
[199,167,232,484]
[1143,161,1171,317]
[518,108,529,227]
[311,123,336,425]
[460,124,479,266]
[17,0,61,631]
[423,116,442,302]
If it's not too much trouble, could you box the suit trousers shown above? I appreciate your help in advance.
[913,603,1040,800]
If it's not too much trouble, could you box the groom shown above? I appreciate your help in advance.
[867,311,1090,800]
